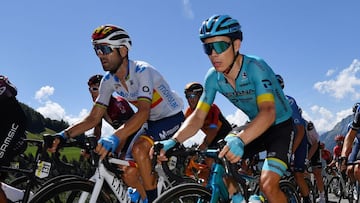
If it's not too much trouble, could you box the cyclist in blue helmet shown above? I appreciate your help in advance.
[153,14,294,203]
[340,102,360,195]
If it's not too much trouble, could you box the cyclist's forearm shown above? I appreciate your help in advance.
[173,109,205,143]
[292,125,305,153]
[342,129,357,157]
[113,110,148,140]
[307,143,317,159]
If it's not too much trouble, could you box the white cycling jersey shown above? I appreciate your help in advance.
[306,126,319,146]
[96,60,183,121]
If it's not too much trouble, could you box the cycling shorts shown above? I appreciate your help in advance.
[124,111,184,160]
[146,111,185,141]
[293,134,308,172]
[309,142,322,168]
[242,118,294,176]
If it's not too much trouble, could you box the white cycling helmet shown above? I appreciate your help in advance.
[91,24,132,50]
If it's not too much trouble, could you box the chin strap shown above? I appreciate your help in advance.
[223,40,240,75]
[223,52,239,74]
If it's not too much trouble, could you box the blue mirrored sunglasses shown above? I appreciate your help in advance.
[93,44,119,55]
[185,93,198,99]
[203,41,231,55]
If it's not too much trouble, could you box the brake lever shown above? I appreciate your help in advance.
[152,142,164,173]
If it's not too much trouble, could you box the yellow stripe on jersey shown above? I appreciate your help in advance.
[151,89,163,108]
[196,101,211,113]
[95,103,107,109]
[256,93,274,104]
[138,97,152,103]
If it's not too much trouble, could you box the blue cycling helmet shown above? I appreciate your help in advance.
[199,14,243,42]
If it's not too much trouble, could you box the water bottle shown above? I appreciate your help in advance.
[231,193,246,203]
[248,194,264,203]
[127,187,140,202]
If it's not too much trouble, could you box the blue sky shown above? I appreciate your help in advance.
[1,1,360,139]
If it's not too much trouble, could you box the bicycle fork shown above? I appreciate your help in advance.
[206,163,230,203]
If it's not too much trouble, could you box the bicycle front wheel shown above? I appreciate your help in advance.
[325,176,341,202]
[279,179,301,203]
[154,183,212,203]
[29,179,116,203]
[304,177,316,203]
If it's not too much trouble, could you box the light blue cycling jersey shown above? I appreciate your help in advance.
[199,55,292,125]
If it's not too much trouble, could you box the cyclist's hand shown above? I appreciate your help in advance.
[149,138,177,162]
[338,156,347,172]
[48,131,68,153]
[95,134,120,160]
[219,135,245,163]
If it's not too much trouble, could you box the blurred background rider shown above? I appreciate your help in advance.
[0,75,27,202]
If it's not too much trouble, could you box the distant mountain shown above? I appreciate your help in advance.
[320,114,352,152]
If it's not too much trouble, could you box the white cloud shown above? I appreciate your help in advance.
[183,131,205,147]
[182,0,194,19]
[224,105,349,135]
[36,101,66,121]
[33,86,117,136]
[326,69,335,76]
[306,105,334,132]
[226,110,249,126]
[314,59,360,99]
[35,86,55,102]
[302,105,352,133]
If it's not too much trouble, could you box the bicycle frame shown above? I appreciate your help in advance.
[78,157,171,203]
[79,159,129,202]
[0,139,46,202]
[205,149,231,202]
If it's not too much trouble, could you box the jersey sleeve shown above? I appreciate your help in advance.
[134,65,153,103]
[287,95,304,126]
[247,58,276,104]
[197,68,218,114]
[95,73,116,107]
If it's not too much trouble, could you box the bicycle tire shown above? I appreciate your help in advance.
[304,177,316,203]
[153,183,212,203]
[8,175,43,191]
[345,181,355,203]
[325,176,341,202]
[354,181,360,203]
[279,179,301,203]
[29,179,117,203]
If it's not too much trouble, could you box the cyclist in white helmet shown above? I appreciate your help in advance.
[340,102,360,195]
[50,25,184,203]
